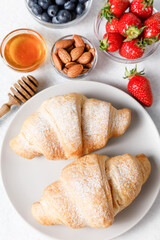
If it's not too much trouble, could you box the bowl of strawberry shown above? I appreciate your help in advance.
[94,0,160,63]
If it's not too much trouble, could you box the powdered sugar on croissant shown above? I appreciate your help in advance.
[10,93,131,160]
[31,153,151,228]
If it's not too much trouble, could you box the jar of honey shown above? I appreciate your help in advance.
[0,29,47,72]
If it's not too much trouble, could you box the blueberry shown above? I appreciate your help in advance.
[70,11,77,20]
[41,12,51,21]
[55,0,66,5]
[76,3,85,15]
[64,1,76,10]
[52,16,60,23]
[70,0,78,2]
[57,9,71,23]
[78,0,88,3]
[47,5,58,17]
[28,0,38,8]
[38,0,52,9]
[32,4,43,15]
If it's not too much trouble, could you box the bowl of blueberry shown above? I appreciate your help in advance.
[25,0,93,28]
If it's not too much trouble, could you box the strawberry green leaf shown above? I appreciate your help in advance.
[123,65,145,79]
[124,25,146,42]
[99,37,109,51]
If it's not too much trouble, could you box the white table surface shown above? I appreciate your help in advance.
[0,1,160,240]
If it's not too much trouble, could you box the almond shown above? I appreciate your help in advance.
[89,48,95,58]
[54,48,58,55]
[58,49,71,64]
[62,67,68,75]
[73,35,85,47]
[85,43,91,51]
[65,62,77,68]
[77,52,92,64]
[81,68,89,74]
[66,45,74,53]
[85,63,92,69]
[70,46,84,61]
[55,39,74,49]
[67,64,83,78]
[52,53,63,71]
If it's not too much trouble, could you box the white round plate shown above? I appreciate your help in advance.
[1,81,160,240]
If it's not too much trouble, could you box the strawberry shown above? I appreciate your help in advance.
[99,33,123,52]
[124,65,153,107]
[119,39,146,59]
[143,12,160,44]
[118,12,145,41]
[106,18,119,33]
[130,0,153,21]
[100,0,130,22]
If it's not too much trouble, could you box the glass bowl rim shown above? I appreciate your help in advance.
[24,0,93,29]
[50,34,98,80]
[0,28,47,72]
[94,8,160,64]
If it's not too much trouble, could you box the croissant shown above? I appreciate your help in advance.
[10,93,131,160]
[31,153,151,228]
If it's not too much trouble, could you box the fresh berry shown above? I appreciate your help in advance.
[28,0,38,8]
[47,5,59,17]
[55,0,67,5]
[143,12,160,44]
[130,0,153,21]
[38,0,52,9]
[99,33,123,52]
[124,65,153,107]
[119,39,145,59]
[41,12,51,21]
[106,18,119,33]
[57,9,72,23]
[64,1,76,10]
[52,16,60,23]
[100,0,130,22]
[76,3,85,15]
[71,0,78,2]
[31,4,43,15]
[70,11,77,20]
[118,12,145,41]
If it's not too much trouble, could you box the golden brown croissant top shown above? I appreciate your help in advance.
[31,153,151,228]
[10,93,131,160]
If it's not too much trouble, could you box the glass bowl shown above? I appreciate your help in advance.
[0,28,47,72]
[51,35,98,79]
[94,9,160,64]
[25,0,93,29]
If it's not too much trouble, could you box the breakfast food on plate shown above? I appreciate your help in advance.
[10,93,131,160]
[27,0,89,24]
[52,35,96,78]
[99,0,160,59]
[31,153,151,228]
[124,65,153,107]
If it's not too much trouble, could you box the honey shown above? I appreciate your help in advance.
[3,31,46,71]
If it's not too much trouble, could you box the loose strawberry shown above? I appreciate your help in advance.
[100,0,130,22]
[106,18,119,33]
[99,33,123,52]
[119,39,146,59]
[130,0,153,21]
[124,65,153,107]
[118,12,145,41]
[143,12,160,44]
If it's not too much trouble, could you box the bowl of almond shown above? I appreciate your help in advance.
[51,34,97,79]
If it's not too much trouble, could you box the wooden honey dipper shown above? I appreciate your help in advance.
[0,75,39,118]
